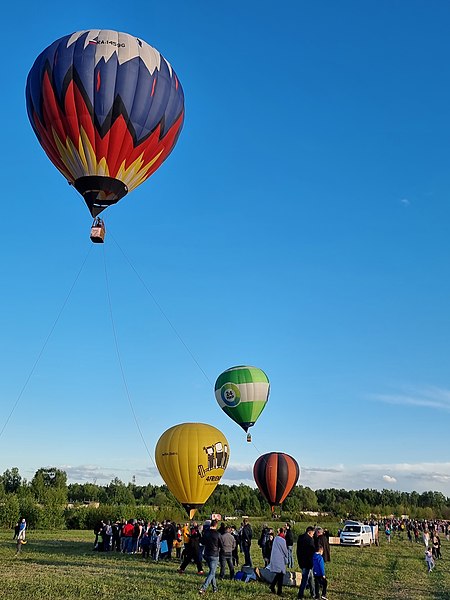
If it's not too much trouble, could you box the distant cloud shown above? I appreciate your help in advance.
[304,465,344,474]
[370,385,450,412]
[62,464,159,484]
[382,475,397,483]
[297,461,450,495]
[400,198,410,206]
[58,460,450,496]
[222,463,253,482]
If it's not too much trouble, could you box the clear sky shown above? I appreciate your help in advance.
[1,0,449,496]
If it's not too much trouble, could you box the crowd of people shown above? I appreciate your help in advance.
[380,518,448,574]
[91,516,332,597]
[13,513,445,597]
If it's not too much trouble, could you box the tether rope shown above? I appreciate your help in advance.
[102,243,156,466]
[102,242,193,514]
[109,231,213,387]
[0,246,93,441]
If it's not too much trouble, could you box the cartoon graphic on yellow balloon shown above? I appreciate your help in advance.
[155,423,230,518]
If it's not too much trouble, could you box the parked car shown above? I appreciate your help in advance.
[340,521,373,547]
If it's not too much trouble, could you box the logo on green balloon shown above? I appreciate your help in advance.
[220,383,241,407]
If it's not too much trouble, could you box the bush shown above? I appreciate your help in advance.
[0,494,19,528]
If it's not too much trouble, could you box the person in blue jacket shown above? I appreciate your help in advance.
[312,546,328,600]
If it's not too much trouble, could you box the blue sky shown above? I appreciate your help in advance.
[1,0,450,496]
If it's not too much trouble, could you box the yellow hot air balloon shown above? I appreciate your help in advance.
[155,423,230,518]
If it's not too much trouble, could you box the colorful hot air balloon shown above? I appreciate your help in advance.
[253,452,300,511]
[214,366,269,442]
[26,30,184,240]
[155,423,230,519]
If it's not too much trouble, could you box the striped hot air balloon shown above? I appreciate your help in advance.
[26,30,184,224]
[214,366,269,442]
[253,452,300,511]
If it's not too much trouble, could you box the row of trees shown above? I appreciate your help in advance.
[0,466,449,530]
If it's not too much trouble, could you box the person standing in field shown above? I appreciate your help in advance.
[121,519,134,553]
[231,525,240,567]
[140,531,151,559]
[15,518,27,555]
[258,524,272,566]
[219,524,236,580]
[177,522,204,575]
[13,520,20,540]
[174,523,183,559]
[296,526,316,600]
[425,547,435,573]
[385,525,391,543]
[285,522,294,568]
[313,546,328,599]
[262,528,275,567]
[314,527,331,562]
[199,519,223,595]
[268,527,289,596]
[181,521,190,561]
[241,518,253,567]
[432,533,441,560]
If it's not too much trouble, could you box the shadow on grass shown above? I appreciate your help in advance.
[21,549,182,575]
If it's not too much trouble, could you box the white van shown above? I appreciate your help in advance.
[340,521,373,547]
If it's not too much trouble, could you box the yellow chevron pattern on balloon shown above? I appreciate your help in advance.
[53,127,110,181]
[116,149,163,192]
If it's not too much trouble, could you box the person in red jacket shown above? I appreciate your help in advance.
[121,520,134,554]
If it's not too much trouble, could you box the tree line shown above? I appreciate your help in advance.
[0,466,449,530]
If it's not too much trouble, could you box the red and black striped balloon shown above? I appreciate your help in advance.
[253,452,300,510]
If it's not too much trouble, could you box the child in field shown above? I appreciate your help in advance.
[313,546,328,600]
[385,525,391,543]
[425,547,434,573]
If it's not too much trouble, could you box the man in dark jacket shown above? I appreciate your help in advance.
[285,522,294,568]
[241,518,253,566]
[177,522,204,574]
[162,520,176,560]
[314,527,331,562]
[199,519,223,594]
[296,526,316,599]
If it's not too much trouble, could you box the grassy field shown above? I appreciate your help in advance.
[1,529,449,599]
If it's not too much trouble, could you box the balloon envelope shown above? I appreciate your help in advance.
[155,422,230,518]
[214,366,269,434]
[26,30,184,217]
[253,452,300,510]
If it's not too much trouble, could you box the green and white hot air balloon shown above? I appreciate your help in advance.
[214,366,270,442]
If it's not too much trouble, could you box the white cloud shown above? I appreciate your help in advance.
[400,198,410,206]
[61,464,159,484]
[382,475,397,483]
[57,460,450,496]
[370,385,450,412]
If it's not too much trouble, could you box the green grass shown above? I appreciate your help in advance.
[1,529,449,599]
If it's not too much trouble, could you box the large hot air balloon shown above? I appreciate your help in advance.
[214,366,269,442]
[155,423,230,518]
[253,452,300,511]
[26,29,184,242]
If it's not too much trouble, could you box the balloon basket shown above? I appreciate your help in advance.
[246,433,252,443]
[90,218,106,243]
